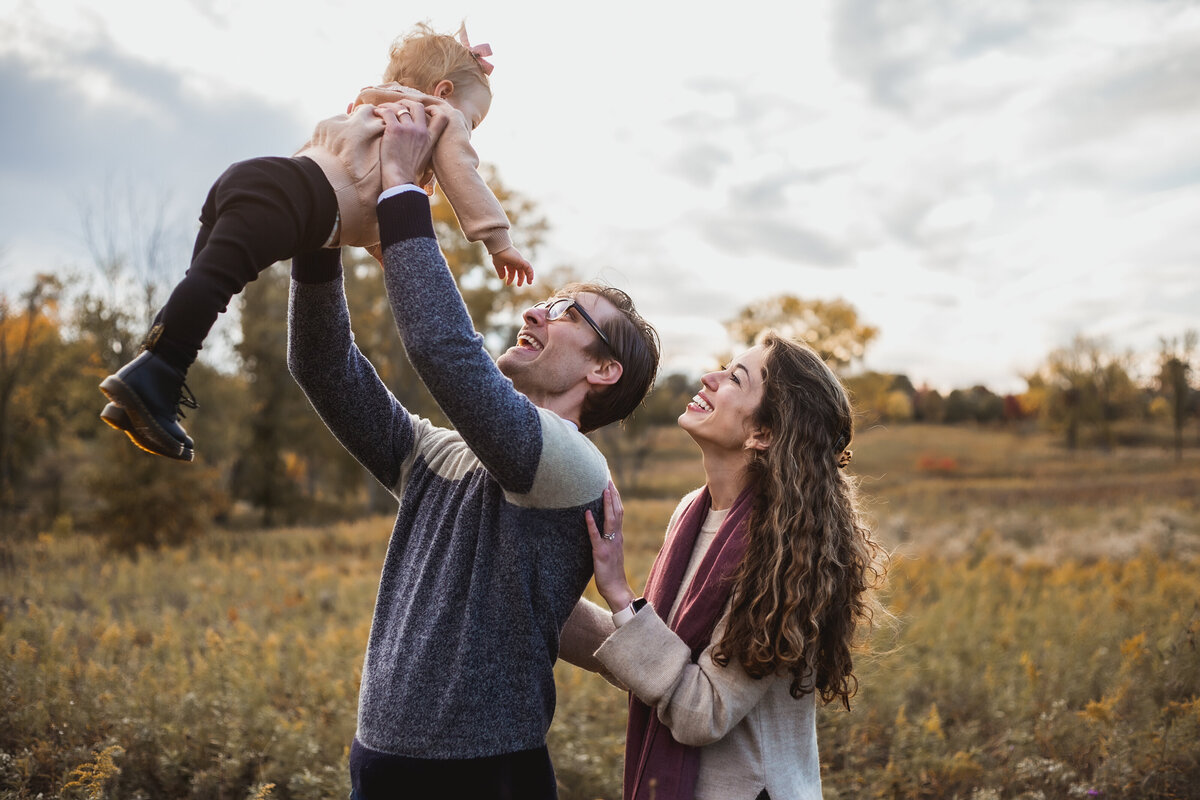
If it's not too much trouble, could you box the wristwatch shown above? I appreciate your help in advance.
[612,597,647,627]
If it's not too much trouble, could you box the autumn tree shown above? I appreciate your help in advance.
[1036,335,1138,449]
[0,275,67,522]
[64,270,239,541]
[69,184,233,548]
[231,266,319,524]
[1158,331,1197,460]
[944,385,1004,424]
[912,385,947,423]
[837,371,921,425]
[724,295,878,373]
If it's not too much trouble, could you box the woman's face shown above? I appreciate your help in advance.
[678,344,769,453]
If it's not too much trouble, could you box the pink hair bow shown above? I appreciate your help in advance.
[458,29,494,75]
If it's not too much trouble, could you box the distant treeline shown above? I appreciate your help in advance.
[1,178,1195,551]
[2,258,1194,556]
[837,331,1198,455]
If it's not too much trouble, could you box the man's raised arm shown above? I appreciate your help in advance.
[287,246,415,490]
[367,100,546,492]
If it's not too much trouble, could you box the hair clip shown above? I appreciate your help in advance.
[837,449,853,469]
[457,29,494,75]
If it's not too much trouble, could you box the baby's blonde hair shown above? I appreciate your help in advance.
[382,22,492,97]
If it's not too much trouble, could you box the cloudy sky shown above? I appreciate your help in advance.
[2,0,1198,392]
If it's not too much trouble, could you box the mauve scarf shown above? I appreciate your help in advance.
[623,484,756,800]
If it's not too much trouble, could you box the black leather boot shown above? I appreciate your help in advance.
[99,348,197,461]
[100,402,195,462]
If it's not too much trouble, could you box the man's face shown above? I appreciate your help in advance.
[497,292,619,404]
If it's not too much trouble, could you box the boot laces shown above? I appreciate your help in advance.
[175,381,199,420]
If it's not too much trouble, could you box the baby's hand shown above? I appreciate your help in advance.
[349,84,449,115]
[491,247,534,287]
[351,84,409,112]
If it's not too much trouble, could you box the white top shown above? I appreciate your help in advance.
[666,505,727,626]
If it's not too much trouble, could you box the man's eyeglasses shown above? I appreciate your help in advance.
[534,298,618,360]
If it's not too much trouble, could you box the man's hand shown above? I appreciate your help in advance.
[375,100,450,189]
[491,246,535,287]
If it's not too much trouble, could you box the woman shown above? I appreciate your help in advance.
[560,333,888,800]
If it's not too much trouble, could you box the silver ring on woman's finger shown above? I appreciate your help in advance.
[601,531,616,541]
[397,108,412,117]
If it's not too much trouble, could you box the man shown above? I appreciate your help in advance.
[286,98,660,798]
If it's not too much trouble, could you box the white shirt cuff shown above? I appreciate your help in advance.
[612,602,637,628]
[378,184,425,204]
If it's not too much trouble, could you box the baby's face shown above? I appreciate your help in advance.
[447,81,492,131]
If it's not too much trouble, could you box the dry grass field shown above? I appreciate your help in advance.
[3,424,1199,799]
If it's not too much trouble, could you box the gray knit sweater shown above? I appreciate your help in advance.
[287,191,608,759]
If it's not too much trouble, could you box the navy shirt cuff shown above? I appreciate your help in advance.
[292,248,342,284]
[379,191,435,250]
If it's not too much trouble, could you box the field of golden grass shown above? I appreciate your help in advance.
[2,424,1198,799]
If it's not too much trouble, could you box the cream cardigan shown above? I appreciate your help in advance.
[294,83,511,255]
[560,491,823,800]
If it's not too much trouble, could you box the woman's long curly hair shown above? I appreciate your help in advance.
[712,333,887,709]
